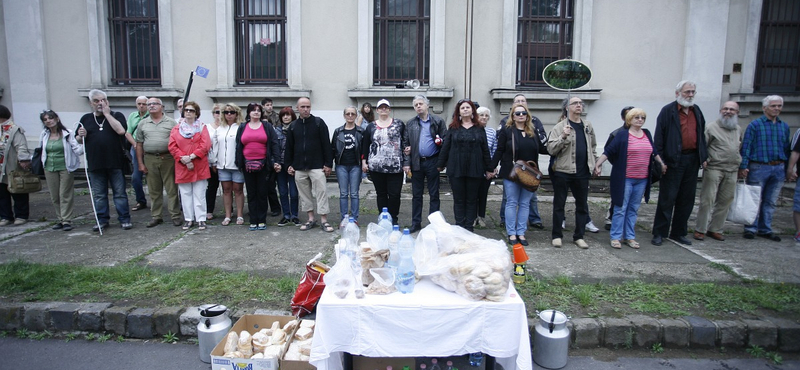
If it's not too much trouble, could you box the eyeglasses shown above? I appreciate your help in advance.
[513,111,528,116]
[569,101,584,106]
[184,108,196,113]
[213,110,221,114]
[632,116,646,120]
[344,112,357,117]
[136,103,147,106]
[223,111,236,115]
[147,102,161,106]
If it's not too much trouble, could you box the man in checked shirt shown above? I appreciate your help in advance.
[739,95,791,242]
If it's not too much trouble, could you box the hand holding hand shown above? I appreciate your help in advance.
[323,166,331,177]
[287,166,295,176]
[738,168,748,179]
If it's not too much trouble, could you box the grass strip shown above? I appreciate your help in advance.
[1,261,798,319]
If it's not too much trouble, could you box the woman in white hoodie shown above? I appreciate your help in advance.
[39,110,83,230]
[210,103,245,226]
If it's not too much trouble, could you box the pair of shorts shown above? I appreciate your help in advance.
[218,168,245,183]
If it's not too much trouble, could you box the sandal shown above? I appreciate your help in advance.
[221,217,231,226]
[610,240,622,249]
[321,222,335,233]
[131,202,147,211]
[626,239,640,249]
[300,220,318,231]
[236,217,245,225]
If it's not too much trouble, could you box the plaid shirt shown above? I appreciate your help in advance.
[740,115,790,169]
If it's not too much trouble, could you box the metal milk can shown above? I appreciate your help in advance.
[197,304,232,363]
[532,309,570,369]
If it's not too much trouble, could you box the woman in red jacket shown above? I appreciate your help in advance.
[169,101,212,230]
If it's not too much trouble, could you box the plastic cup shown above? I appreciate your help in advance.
[513,243,529,263]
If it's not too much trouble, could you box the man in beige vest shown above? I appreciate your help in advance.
[694,101,742,241]
[136,97,182,227]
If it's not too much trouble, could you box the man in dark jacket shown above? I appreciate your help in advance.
[285,97,335,232]
[651,81,708,246]
[403,95,446,233]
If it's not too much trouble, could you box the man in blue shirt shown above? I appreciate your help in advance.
[403,95,446,233]
[739,95,791,241]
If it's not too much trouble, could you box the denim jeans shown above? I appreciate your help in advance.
[745,162,785,234]
[500,191,541,224]
[336,164,361,221]
[88,168,130,224]
[276,170,299,219]
[411,157,441,227]
[130,146,147,205]
[610,178,647,241]
[503,179,534,236]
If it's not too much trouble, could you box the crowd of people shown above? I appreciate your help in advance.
[0,82,797,247]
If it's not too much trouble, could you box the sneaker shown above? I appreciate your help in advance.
[121,222,133,230]
[13,219,26,226]
[291,217,301,226]
[585,221,599,233]
[52,223,64,230]
[62,223,73,231]
[474,217,486,227]
[552,238,562,248]
[277,217,290,227]
[257,223,267,230]
[562,220,566,229]
[0,219,9,226]
[794,231,800,243]
[362,177,373,184]
[575,239,589,249]
[249,224,258,231]
[92,223,109,232]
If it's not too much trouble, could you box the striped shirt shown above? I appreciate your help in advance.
[485,126,497,158]
[740,115,790,169]
[626,132,652,179]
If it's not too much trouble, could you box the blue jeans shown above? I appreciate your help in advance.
[500,192,541,224]
[745,162,785,234]
[88,168,130,224]
[130,146,146,205]
[336,164,361,221]
[610,178,647,241]
[503,179,534,236]
[276,169,298,219]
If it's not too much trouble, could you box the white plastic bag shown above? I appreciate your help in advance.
[323,251,356,299]
[727,181,761,225]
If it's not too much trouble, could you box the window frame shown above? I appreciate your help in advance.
[754,0,800,93]
[373,0,431,86]
[108,0,161,86]
[234,0,288,85]
[515,0,574,87]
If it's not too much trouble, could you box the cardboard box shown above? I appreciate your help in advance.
[279,319,315,370]
[352,356,416,370]
[210,314,295,370]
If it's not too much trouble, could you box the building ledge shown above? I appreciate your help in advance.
[78,87,184,111]
[491,88,602,114]
[206,87,311,109]
[348,86,454,114]
[729,93,800,117]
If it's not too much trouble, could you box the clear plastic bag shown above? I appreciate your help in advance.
[365,267,397,295]
[323,252,356,299]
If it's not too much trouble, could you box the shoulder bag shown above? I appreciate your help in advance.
[30,147,44,176]
[507,128,543,192]
[8,168,42,194]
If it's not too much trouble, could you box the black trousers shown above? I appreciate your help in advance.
[0,183,29,221]
[550,171,589,240]
[477,177,492,218]
[205,167,219,214]
[411,157,441,227]
[243,168,269,225]
[266,170,281,214]
[450,176,483,231]
[652,153,699,238]
[371,172,404,225]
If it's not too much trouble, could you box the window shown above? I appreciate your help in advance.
[235,0,287,85]
[108,0,160,85]
[516,0,573,86]
[374,0,430,86]
[754,0,800,92]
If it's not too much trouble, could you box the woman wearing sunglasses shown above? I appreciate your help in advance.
[210,104,246,226]
[332,106,364,224]
[168,101,212,230]
[205,103,223,220]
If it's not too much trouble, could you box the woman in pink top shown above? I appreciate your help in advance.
[235,103,281,230]
[168,101,212,230]
[594,108,666,250]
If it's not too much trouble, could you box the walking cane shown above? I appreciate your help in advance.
[75,122,104,236]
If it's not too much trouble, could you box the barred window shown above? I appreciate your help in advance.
[755,0,800,92]
[108,0,160,85]
[374,0,430,86]
[235,0,287,85]
[516,0,573,86]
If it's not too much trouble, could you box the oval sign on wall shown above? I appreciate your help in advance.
[542,59,592,91]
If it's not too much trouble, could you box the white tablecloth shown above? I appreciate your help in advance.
[309,279,532,370]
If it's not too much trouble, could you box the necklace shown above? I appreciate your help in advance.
[93,114,106,131]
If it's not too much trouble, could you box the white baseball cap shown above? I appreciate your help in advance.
[376,99,391,108]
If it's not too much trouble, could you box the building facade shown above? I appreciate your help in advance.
[0,0,797,172]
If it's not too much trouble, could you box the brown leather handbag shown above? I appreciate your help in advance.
[507,129,542,192]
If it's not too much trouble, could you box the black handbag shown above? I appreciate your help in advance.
[30,147,44,176]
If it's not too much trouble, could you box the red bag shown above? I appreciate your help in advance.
[290,264,326,317]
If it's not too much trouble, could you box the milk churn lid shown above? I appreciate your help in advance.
[199,304,228,317]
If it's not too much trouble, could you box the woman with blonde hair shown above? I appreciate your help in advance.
[205,103,224,220]
[210,103,246,226]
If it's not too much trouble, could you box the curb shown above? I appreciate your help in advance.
[2,302,798,352]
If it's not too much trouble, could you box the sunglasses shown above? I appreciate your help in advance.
[513,111,528,116]
[184,108,196,113]
[344,112,357,117]
[223,111,236,115]
[213,110,221,114]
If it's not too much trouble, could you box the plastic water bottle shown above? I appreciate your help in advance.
[378,212,393,234]
[468,352,483,367]
[395,228,416,294]
[429,359,441,370]
[444,361,454,370]
[419,364,427,370]
[343,217,361,267]
[378,207,392,225]
[386,225,402,269]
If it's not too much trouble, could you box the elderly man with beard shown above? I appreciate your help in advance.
[651,81,708,246]
[693,101,741,241]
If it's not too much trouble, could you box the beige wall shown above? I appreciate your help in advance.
[0,1,9,107]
